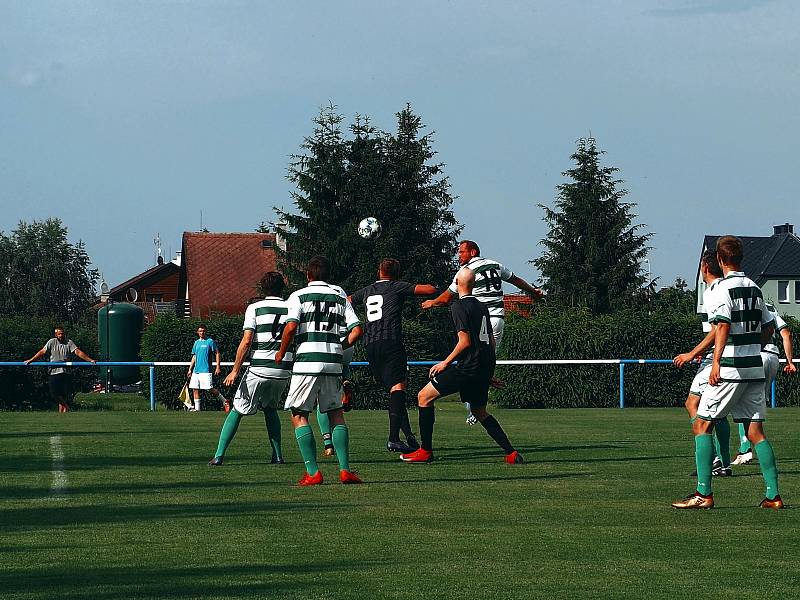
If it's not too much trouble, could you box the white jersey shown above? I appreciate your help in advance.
[763,303,788,355]
[697,278,721,358]
[243,296,292,379]
[285,281,361,375]
[706,272,772,382]
[448,256,513,319]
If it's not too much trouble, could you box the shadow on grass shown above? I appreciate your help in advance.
[375,471,592,485]
[0,430,200,439]
[0,561,382,599]
[0,500,351,530]
[0,455,216,473]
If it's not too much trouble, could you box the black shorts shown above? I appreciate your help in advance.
[430,366,492,408]
[365,341,409,392]
[49,373,72,401]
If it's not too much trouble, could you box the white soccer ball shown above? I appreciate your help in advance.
[358,217,382,240]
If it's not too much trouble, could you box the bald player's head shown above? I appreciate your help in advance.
[456,267,476,297]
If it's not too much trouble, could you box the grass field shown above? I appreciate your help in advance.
[2,403,799,599]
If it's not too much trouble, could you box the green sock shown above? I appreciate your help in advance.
[264,408,282,460]
[755,440,780,500]
[214,410,242,458]
[738,423,752,453]
[713,418,731,467]
[694,433,714,496]
[332,424,350,472]
[294,425,319,476]
[317,406,333,448]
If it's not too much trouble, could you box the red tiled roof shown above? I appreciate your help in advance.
[504,294,533,317]
[182,232,278,317]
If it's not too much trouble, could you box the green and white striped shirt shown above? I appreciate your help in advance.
[763,303,787,356]
[697,278,721,359]
[707,272,772,382]
[448,257,513,319]
[285,281,361,375]
[243,296,292,379]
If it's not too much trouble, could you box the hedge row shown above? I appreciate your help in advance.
[0,317,98,410]
[140,312,456,410]
[494,310,800,408]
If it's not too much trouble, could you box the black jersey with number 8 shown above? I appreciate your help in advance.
[350,280,415,346]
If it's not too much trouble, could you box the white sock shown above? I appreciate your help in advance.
[194,399,201,411]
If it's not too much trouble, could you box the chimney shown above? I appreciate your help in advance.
[773,223,794,236]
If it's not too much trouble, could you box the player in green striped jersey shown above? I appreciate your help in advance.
[732,302,796,465]
[673,249,732,476]
[276,256,364,486]
[208,272,292,466]
[673,236,782,509]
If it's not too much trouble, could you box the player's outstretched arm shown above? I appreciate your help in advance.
[74,348,97,364]
[421,289,455,310]
[413,284,437,296]
[508,274,544,299]
[25,347,47,365]
[224,330,254,386]
[275,321,298,366]
[430,331,470,378]
[673,328,716,367]
[780,328,796,374]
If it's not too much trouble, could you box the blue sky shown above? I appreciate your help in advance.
[1,1,798,290]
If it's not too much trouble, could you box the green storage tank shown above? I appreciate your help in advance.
[98,302,145,386]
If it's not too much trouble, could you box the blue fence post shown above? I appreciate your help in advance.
[618,362,625,409]
[149,366,156,412]
[771,378,777,409]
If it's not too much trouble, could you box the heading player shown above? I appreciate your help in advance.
[350,258,437,453]
[276,256,364,486]
[401,267,523,465]
[208,272,291,466]
[672,236,781,509]
[421,240,543,424]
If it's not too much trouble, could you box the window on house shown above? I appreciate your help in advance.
[778,280,789,303]
[796,281,800,303]
[146,293,164,302]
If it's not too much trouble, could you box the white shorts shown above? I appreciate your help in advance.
[233,370,288,415]
[189,372,213,390]
[285,374,343,414]
[698,380,766,422]
[762,352,779,402]
[689,359,712,397]
[491,317,504,347]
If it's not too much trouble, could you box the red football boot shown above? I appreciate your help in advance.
[340,470,363,484]
[297,471,324,486]
[400,448,433,463]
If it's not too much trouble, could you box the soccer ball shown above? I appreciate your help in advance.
[358,217,381,240]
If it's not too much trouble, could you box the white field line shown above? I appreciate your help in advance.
[49,435,67,499]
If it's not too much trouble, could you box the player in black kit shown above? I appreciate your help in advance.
[350,258,437,453]
[400,267,524,465]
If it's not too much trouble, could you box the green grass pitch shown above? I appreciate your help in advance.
[2,403,800,599]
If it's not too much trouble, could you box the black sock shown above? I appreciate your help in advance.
[419,406,435,451]
[480,415,514,454]
[388,391,404,442]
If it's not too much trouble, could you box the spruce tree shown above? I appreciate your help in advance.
[533,138,651,314]
[276,104,461,293]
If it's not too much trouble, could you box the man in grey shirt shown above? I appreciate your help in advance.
[26,326,96,412]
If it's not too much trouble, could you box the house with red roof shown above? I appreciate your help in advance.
[177,231,280,318]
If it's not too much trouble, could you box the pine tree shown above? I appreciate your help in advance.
[533,138,651,314]
[275,104,461,293]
